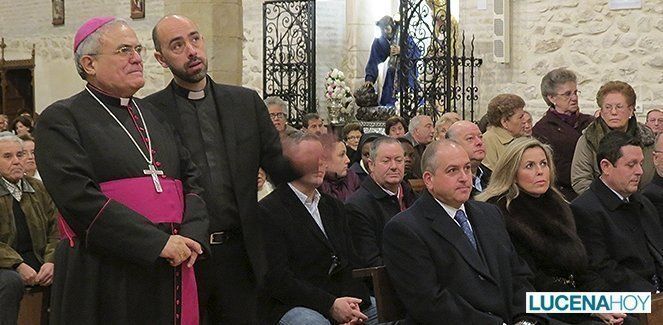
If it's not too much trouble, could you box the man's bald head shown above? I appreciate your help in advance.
[445,121,486,165]
[152,14,196,52]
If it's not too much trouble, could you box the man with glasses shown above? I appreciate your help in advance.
[35,17,209,324]
[646,108,663,136]
[147,15,309,324]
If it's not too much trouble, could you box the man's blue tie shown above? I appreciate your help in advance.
[454,209,477,250]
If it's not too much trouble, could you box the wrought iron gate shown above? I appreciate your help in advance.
[398,0,482,122]
[263,0,316,127]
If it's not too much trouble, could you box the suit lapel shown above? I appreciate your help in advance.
[423,194,494,282]
[465,202,498,284]
[279,186,334,251]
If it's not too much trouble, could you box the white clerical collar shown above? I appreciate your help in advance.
[188,90,205,100]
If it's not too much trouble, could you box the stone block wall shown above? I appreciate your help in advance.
[458,0,663,121]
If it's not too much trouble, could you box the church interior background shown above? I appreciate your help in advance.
[2,0,663,124]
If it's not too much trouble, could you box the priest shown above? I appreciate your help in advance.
[34,17,209,324]
[147,15,304,323]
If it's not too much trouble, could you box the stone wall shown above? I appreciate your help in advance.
[0,0,166,112]
[458,0,663,121]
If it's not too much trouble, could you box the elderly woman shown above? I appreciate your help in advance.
[571,81,655,195]
[481,93,525,169]
[343,122,363,165]
[384,116,406,138]
[532,68,594,200]
[521,111,533,137]
[434,111,461,140]
[477,138,628,325]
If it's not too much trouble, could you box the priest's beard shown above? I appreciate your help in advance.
[171,57,208,84]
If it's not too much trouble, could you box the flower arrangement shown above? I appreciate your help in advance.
[324,68,353,110]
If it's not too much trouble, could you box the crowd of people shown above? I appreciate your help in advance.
[2,13,663,325]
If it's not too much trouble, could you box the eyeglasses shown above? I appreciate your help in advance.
[269,112,286,120]
[346,135,361,140]
[92,45,146,58]
[601,104,631,113]
[556,90,581,99]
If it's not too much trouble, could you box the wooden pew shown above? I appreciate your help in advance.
[18,286,50,325]
[637,292,663,325]
[353,266,405,324]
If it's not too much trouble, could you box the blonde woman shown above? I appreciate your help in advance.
[477,138,628,325]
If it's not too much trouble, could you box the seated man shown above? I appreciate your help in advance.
[572,131,663,292]
[0,132,58,324]
[350,133,381,183]
[403,115,435,178]
[258,134,377,325]
[346,136,418,267]
[445,120,491,197]
[643,134,663,222]
[382,140,543,324]
[397,137,416,180]
[302,113,324,136]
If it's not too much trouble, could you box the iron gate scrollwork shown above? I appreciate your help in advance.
[263,0,316,128]
[398,0,482,122]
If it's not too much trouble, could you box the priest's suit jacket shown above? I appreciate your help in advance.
[146,79,298,284]
[382,190,536,324]
[257,184,370,324]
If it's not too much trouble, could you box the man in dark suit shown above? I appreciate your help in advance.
[642,133,663,222]
[572,131,663,292]
[258,134,376,324]
[402,115,435,179]
[346,136,417,267]
[382,140,543,324]
[147,15,306,323]
[445,120,492,197]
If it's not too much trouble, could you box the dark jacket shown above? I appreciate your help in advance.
[258,184,371,324]
[470,163,492,198]
[532,109,593,200]
[490,190,594,324]
[146,78,298,284]
[345,177,418,267]
[642,172,663,226]
[382,191,539,324]
[349,161,369,183]
[319,169,361,202]
[571,179,663,292]
[0,177,59,269]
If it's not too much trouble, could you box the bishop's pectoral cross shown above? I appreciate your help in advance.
[143,164,164,193]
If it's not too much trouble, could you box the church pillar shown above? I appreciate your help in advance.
[345,0,375,89]
[164,0,243,85]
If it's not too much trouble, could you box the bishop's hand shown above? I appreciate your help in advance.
[160,235,200,267]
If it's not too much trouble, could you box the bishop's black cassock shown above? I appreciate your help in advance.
[34,86,209,324]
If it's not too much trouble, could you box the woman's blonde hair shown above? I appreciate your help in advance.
[476,137,562,207]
